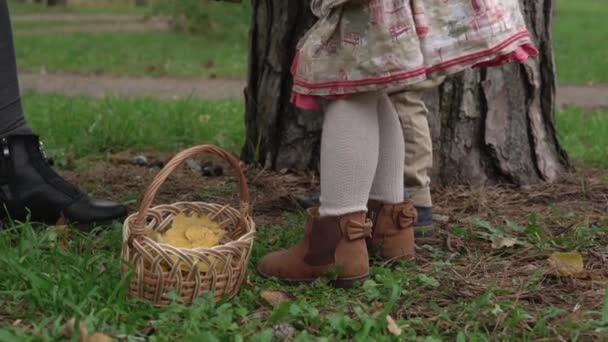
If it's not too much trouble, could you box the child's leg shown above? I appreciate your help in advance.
[390,90,432,208]
[367,94,416,260]
[389,76,444,235]
[369,94,405,203]
[258,92,379,286]
[319,92,380,216]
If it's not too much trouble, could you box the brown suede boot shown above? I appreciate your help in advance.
[367,200,417,260]
[257,208,372,288]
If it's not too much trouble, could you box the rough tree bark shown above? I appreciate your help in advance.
[37,0,67,6]
[243,0,569,186]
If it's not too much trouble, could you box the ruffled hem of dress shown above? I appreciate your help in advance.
[291,36,539,110]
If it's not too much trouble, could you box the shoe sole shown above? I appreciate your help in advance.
[257,267,369,289]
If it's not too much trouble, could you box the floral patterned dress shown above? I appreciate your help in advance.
[291,0,539,110]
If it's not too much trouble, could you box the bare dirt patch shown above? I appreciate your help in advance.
[19,72,245,99]
[14,19,169,34]
[557,84,608,110]
[20,70,608,109]
[11,14,144,23]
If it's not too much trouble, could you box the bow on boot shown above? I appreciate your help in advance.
[258,208,371,288]
[367,200,416,260]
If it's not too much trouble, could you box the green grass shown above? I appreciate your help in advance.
[14,29,247,79]
[22,94,245,157]
[1,213,607,340]
[554,0,608,84]
[7,0,146,15]
[0,92,606,341]
[557,108,608,168]
[22,93,607,169]
[10,2,249,79]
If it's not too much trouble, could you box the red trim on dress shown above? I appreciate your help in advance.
[291,31,539,110]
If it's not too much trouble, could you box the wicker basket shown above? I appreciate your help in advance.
[121,145,255,306]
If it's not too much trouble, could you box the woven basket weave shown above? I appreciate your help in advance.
[121,145,255,306]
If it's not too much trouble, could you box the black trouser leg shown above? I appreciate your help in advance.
[0,0,32,137]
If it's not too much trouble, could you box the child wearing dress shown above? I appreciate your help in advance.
[257,0,538,287]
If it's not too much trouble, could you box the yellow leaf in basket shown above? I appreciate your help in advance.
[195,256,225,273]
[164,223,187,237]
[143,228,164,243]
[168,237,192,248]
[185,226,223,248]
[163,229,191,248]
[172,212,222,232]
[163,221,190,248]
[159,213,227,273]
[163,213,225,249]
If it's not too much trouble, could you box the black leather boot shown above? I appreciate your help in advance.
[0,135,127,231]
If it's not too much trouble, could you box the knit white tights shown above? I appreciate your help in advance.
[319,92,405,217]
[369,94,406,203]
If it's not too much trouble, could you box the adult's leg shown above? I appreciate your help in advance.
[0,0,32,137]
[0,1,126,230]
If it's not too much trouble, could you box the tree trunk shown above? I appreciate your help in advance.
[44,0,67,6]
[243,0,569,186]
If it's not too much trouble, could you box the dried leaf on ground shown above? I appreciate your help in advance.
[62,318,113,342]
[548,252,586,277]
[491,236,518,249]
[386,314,403,336]
[62,318,85,340]
[433,214,450,224]
[87,333,113,342]
[47,225,70,249]
[185,158,202,173]
[260,290,292,306]
[272,322,296,340]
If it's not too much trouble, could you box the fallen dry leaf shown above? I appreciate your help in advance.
[87,332,113,342]
[432,214,450,224]
[62,318,113,342]
[62,318,87,341]
[272,322,296,340]
[548,252,585,277]
[47,225,70,249]
[260,290,292,306]
[386,315,402,336]
[491,236,518,249]
[245,275,255,288]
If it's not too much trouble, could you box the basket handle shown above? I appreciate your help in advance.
[130,145,250,240]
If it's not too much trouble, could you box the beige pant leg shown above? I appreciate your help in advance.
[389,77,445,208]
